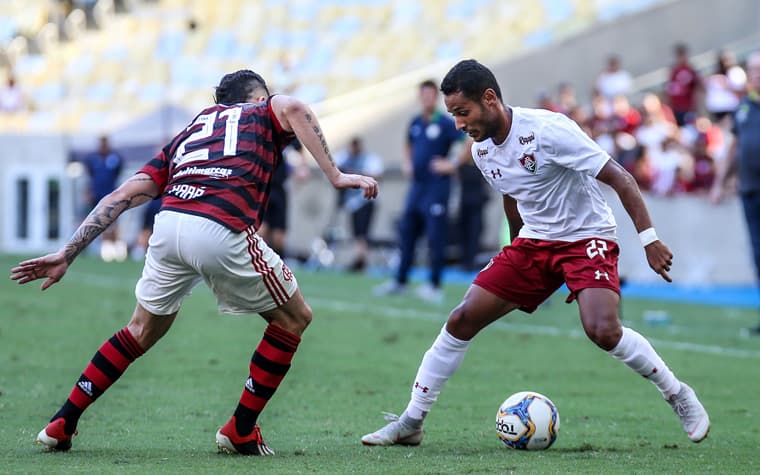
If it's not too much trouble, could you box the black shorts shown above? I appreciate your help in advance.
[263,188,288,231]
[351,202,374,238]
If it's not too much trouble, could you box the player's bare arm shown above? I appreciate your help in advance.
[10,173,159,290]
[710,138,737,203]
[502,194,524,243]
[595,159,673,282]
[270,95,378,200]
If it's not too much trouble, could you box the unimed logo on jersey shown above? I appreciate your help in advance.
[518,153,537,174]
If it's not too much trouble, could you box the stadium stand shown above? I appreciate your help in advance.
[0,0,669,134]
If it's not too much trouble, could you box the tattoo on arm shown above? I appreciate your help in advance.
[311,124,336,167]
[63,177,157,264]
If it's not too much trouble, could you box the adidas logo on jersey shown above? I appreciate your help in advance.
[245,377,256,394]
[77,380,94,397]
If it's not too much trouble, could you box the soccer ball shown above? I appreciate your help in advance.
[495,391,560,450]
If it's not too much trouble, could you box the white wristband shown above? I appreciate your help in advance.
[639,227,658,247]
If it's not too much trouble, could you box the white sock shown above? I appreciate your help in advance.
[609,327,681,398]
[405,325,471,420]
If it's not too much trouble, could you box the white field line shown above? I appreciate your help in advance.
[64,271,760,359]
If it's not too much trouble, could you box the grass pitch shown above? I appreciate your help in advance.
[1,254,758,474]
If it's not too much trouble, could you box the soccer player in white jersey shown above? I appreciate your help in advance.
[362,59,709,446]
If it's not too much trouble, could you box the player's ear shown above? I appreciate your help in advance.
[482,89,498,107]
[255,95,268,103]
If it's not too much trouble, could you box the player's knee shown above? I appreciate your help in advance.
[282,301,312,334]
[296,302,313,329]
[446,304,477,340]
[583,316,622,351]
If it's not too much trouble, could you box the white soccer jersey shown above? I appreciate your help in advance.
[471,107,616,241]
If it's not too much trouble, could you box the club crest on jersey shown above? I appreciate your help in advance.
[518,132,535,145]
[518,153,537,174]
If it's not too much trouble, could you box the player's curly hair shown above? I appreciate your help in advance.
[214,69,270,105]
[440,59,502,102]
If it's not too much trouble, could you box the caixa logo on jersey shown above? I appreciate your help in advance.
[518,153,537,174]
[168,183,206,200]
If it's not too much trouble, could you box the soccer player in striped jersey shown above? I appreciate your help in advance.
[11,70,378,455]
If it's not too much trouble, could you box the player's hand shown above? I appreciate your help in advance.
[430,157,455,175]
[645,241,673,283]
[10,250,69,290]
[332,173,379,199]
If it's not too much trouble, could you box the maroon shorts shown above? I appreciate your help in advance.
[473,237,620,313]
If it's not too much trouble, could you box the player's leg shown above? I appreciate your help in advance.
[576,287,710,442]
[37,210,199,451]
[207,228,304,455]
[363,239,559,446]
[37,304,177,451]
[362,284,520,446]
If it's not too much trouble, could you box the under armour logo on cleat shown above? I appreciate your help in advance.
[77,380,93,397]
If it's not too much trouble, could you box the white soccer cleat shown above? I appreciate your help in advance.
[373,280,408,297]
[668,382,710,443]
[361,412,424,446]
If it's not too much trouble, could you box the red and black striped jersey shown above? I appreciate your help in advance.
[139,97,294,232]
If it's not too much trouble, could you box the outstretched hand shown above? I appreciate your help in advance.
[332,173,379,200]
[10,251,69,290]
[645,241,673,283]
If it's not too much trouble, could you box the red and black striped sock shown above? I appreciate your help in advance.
[233,324,301,436]
[52,327,144,434]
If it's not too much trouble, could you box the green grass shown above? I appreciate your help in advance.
[1,254,759,474]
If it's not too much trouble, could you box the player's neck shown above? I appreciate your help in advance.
[491,105,512,145]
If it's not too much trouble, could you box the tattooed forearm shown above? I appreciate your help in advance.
[63,190,155,264]
[312,124,336,167]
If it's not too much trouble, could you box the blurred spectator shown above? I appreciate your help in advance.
[335,137,384,272]
[712,50,760,334]
[704,50,747,122]
[85,135,126,261]
[627,146,654,191]
[596,55,633,101]
[665,43,702,126]
[650,135,689,196]
[611,95,641,135]
[568,105,592,136]
[131,198,162,260]
[374,79,467,304]
[556,82,577,115]
[589,91,615,154]
[258,139,309,258]
[536,90,557,112]
[0,74,24,112]
[636,94,678,159]
[690,130,716,192]
[456,152,489,271]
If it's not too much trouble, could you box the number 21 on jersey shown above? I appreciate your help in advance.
[173,106,242,166]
